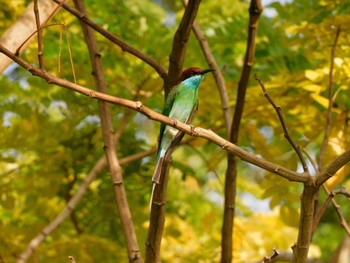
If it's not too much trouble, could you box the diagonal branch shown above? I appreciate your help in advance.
[191,18,231,136]
[256,75,309,172]
[316,149,350,186]
[51,0,167,79]
[312,187,350,236]
[0,43,311,183]
[72,0,142,261]
[16,149,156,263]
[317,26,341,169]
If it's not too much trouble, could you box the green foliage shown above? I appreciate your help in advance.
[1,0,350,262]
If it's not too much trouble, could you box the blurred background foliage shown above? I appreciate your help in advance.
[0,0,350,262]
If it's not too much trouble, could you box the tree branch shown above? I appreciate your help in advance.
[316,149,350,186]
[51,0,167,80]
[16,149,156,263]
[255,75,309,172]
[33,0,44,69]
[221,1,263,262]
[72,0,142,261]
[193,21,231,136]
[312,187,350,236]
[183,0,231,136]
[0,44,310,183]
[164,0,202,95]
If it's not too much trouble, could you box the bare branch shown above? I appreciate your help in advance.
[16,149,156,263]
[193,22,231,136]
[316,149,350,186]
[183,0,231,136]
[51,0,167,79]
[0,44,310,183]
[72,0,142,261]
[164,0,202,95]
[146,1,202,261]
[312,187,350,236]
[33,0,44,69]
[318,26,341,168]
[222,1,263,261]
[255,75,309,172]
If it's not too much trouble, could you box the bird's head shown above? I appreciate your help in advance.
[179,67,215,82]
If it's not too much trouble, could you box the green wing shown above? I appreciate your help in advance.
[158,88,178,151]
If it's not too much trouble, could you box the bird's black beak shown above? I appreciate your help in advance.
[200,68,215,75]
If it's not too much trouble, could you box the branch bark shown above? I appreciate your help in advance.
[221,1,263,262]
[73,0,142,261]
[164,0,202,96]
[0,43,310,184]
[191,19,231,137]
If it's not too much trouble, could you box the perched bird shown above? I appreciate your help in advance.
[151,67,214,204]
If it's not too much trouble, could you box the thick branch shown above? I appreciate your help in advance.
[221,1,263,262]
[316,149,350,186]
[146,1,202,260]
[164,0,202,95]
[72,0,142,261]
[0,44,310,183]
[51,0,167,79]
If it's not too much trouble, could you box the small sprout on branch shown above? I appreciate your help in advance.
[261,248,279,263]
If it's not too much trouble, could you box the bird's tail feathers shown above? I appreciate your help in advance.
[149,182,157,211]
[150,157,164,211]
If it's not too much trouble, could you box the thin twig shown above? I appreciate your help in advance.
[62,21,76,83]
[33,0,44,69]
[255,74,309,172]
[317,26,341,168]
[193,21,231,136]
[183,0,231,137]
[52,0,167,79]
[312,187,350,236]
